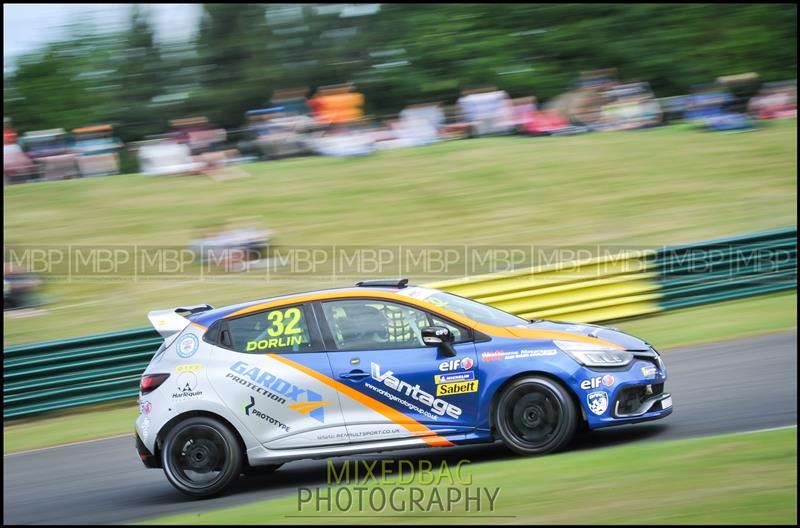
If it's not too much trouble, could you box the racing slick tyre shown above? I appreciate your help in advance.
[243,463,284,476]
[161,416,243,498]
[494,376,578,455]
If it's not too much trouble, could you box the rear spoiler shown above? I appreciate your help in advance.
[147,304,214,339]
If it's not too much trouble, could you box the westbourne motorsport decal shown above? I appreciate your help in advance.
[481,349,558,362]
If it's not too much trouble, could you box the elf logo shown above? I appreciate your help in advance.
[580,375,615,390]
[438,357,474,372]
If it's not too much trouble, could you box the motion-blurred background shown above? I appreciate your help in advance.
[4,3,796,346]
[2,4,797,525]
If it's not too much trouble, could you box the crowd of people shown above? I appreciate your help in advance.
[4,72,797,184]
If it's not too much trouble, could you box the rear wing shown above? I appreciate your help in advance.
[147,304,214,339]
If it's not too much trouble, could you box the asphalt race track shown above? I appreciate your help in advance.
[4,331,797,525]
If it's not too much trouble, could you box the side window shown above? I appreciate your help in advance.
[227,305,313,354]
[322,299,431,351]
[430,316,470,343]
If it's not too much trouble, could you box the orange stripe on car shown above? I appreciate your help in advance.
[229,290,622,349]
[267,353,454,448]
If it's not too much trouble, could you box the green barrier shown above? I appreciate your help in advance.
[655,227,796,310]
[3,329,160,419]
[3,227,796,420]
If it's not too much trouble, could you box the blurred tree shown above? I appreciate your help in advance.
[4,3,797,140]
[191,3,277,128]
[114,4,168,142]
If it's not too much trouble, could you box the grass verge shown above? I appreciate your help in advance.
[139,427,797,525]
[4,121,797,345]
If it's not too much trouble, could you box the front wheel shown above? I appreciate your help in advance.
[161,416,242,498]
[494,376,578,455]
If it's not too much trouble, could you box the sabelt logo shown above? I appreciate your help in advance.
[436,380,479,397]
[370,362,462,419]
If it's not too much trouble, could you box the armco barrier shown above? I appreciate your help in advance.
[3,327,161,419]
[3,227,796,420]
[427,249,663,323]
[655,227,797,310]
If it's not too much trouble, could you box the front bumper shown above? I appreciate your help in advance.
[579,352,673,429]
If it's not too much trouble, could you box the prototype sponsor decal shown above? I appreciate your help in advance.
[244,396,290,432]
[173,371,203,399]
[579,375,615,390]
[227,361,328,423]
[438,357,474,372]
[368,362,462,420]
[138,400,152,416]
[481,349,558,362]
[436,380,479,397]
[587,391,609,415]
[641,366,658,378]
[176,363,202,373]
[434,371,475,384]
[177,333,199,358]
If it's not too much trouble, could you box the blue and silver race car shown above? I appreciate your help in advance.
[136,278,671,497]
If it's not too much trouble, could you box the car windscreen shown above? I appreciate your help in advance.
[399,288,528,327]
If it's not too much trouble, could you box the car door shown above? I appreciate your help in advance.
[205,302,351,449]
[317,298,479,444]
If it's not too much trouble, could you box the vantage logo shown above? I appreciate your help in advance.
[370,362,462,419]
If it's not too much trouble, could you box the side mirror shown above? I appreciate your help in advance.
[421,326,456,357]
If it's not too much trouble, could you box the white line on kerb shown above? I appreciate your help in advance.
[3,432,133,457]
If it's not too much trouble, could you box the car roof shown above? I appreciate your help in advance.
[188,285,411,327]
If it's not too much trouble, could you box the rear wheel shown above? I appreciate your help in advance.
[161,416,242,498]
[494,376,578,455]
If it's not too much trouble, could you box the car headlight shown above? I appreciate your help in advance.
[554,340,634,368]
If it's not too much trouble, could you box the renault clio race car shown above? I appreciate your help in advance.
[136,279,672,497]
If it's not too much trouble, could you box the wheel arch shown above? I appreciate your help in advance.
[488,370,586,437]
[153,410,249,469]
